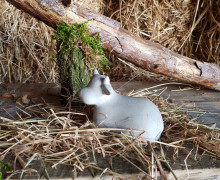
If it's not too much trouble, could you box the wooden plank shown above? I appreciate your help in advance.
[2,81,220,104]
[166,168,220,180]
[112,81,220,103]
[8,168,220,180]
[1,82,219,125]
[112,81,220,127]
[70,168,220,180]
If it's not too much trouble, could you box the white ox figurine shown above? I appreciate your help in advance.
[79,70,164,142]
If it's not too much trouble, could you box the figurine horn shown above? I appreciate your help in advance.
[94,69,99,75]
[104,76,110,84]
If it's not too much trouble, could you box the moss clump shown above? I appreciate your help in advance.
[53,22,110,71]
[0,161,12,180]
[52,22,110,101]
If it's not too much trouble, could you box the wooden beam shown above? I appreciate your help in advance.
[21,168,220,180]
[6,0,220,91]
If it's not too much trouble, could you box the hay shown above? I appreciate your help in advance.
[1,0,219,83]
[0,0,58,83]
[0,87,219,179]
[0,0,105,84]
[75,0,105,13]
[0,1,219,178]
[105,0,220,65]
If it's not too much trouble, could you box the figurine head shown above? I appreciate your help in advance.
[79,70,114,105]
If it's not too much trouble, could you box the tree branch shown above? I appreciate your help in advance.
[6,0,220,91]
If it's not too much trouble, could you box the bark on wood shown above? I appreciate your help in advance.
[6,0,220,91]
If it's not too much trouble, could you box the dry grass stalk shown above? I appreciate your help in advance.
[0,0,58,83]
[105,0,220,66]
[148,141,167,180]
[75,0,105,13]
[0,0,105,84]
[0,87,219,179]
[1,0,219,83]
[0,0,59,83]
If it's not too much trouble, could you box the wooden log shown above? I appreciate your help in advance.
[6,0,220,91]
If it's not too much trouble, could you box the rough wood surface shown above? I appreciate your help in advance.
[1,82,220,126]
[7,168,220,180]
[6,0,220,91]
[113,81,220,127]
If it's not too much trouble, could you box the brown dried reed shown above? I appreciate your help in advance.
[104,0,220,65]
[0,0,58,83]
[0,0,105,84]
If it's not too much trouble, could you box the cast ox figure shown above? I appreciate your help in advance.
[79,70,164,141]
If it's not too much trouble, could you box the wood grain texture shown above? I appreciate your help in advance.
[1,82,219,126]
[7,168,220,180]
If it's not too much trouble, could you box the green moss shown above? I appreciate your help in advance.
[52,22,110,70]
[51,22,110,101]
[0,161,12,180]
[70,48,89,91]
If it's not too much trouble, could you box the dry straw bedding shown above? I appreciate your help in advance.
[0,0,220,178]
[0,0,219,83]
[0,87,219,179]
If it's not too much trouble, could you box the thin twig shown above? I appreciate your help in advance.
[148,141,167,180]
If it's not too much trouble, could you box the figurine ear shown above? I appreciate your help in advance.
[94,69,99,75]
[102,76,112,95]
[103,76,110,85]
